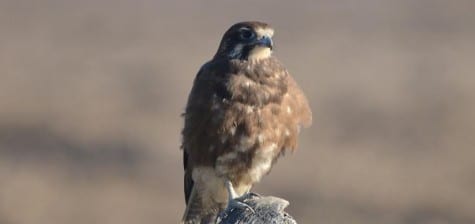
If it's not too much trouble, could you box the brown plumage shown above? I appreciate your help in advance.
[181,21,312,223]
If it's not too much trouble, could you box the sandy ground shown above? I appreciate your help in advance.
[1,0,475,223]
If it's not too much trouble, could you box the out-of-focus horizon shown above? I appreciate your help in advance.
[1,0,474,223]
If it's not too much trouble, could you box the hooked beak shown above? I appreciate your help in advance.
[254,36,273,50]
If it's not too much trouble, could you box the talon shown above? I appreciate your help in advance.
[224,180,255,213]
[226,198,255,213]
[247,192,261,198]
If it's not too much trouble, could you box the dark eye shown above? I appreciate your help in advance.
[239,29,255,40]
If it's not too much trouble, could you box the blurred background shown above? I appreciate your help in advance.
[1,0,474,223]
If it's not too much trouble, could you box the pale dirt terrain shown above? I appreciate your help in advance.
[1,0,475,224]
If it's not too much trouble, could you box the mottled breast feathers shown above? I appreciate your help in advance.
[182,57,311,182]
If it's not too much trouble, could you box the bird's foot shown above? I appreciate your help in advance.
[224,180,255,213]
[225,196,255,214]
[246,192,261,198]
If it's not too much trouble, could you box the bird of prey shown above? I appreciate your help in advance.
[181,21,312,223]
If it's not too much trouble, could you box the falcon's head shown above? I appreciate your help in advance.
[214,21,274,61]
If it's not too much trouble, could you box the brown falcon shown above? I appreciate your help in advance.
[181,21,312,223]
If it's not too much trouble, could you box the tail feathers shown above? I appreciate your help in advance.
[181,187,221,224]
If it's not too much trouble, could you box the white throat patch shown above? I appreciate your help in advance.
[248,46,272,61]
